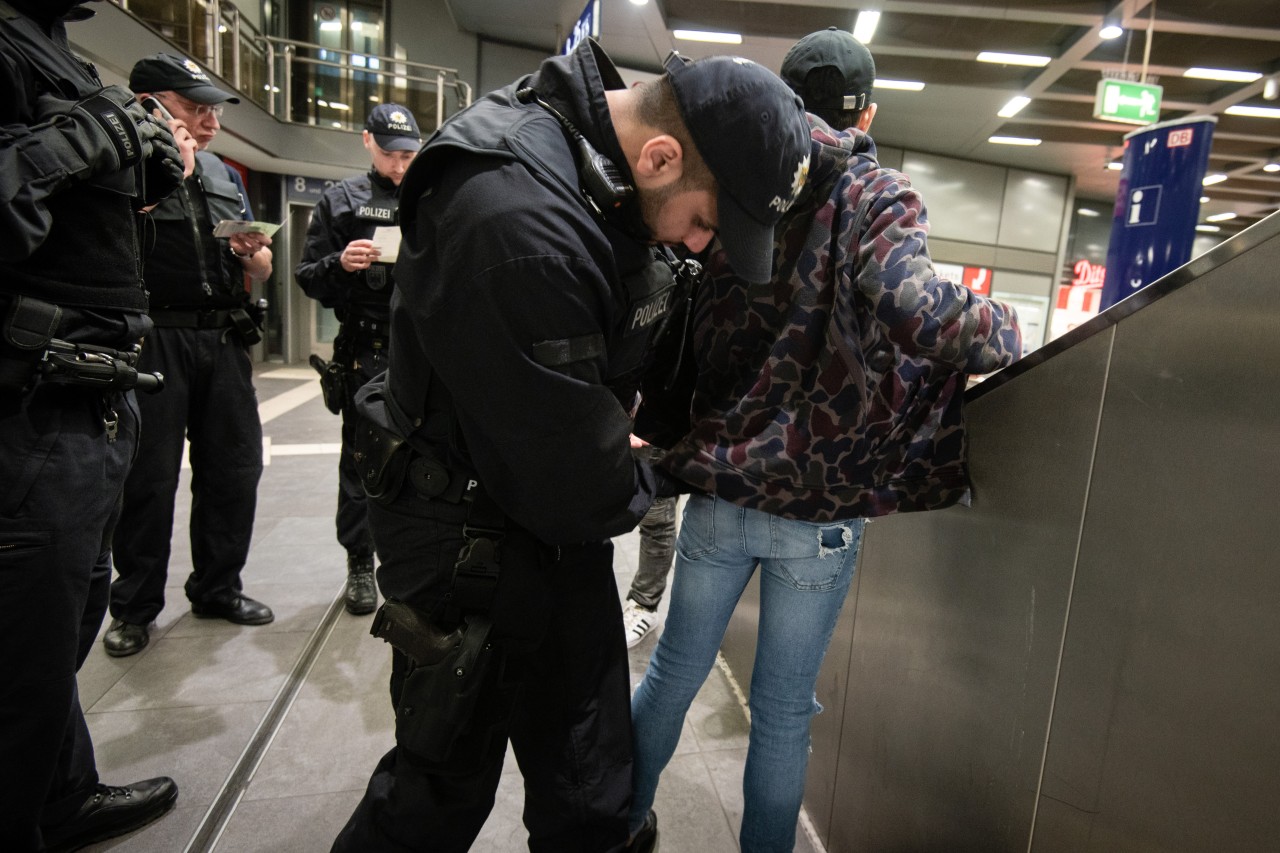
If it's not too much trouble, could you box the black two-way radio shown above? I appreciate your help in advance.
[515,87,634,217]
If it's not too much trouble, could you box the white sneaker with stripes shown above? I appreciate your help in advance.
[623,599,663,649]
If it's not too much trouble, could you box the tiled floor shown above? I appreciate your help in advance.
[77,364,823,852]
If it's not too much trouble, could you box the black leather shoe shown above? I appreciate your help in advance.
[42,777,178,852]
[629,810,659,853]
[191,594,274,625]
[102,619,150,657]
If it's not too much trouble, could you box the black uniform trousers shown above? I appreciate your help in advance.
[110,326,263,623]
[0,384,138,849]
[332,483,634,853]
[335,336,385,558]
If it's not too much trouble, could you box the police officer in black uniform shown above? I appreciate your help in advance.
[295,103,422,616]
[103,53,275,658]
[331,39,811,852]
[0,2,189,848]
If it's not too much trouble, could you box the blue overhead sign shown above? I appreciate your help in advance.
[562,0,601,55]
[1100,117,1216,310]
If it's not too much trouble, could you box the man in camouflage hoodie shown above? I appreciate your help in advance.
[628,28,1022,852]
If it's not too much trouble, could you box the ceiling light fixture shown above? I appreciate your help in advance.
[1077,207,1100,217]
[997,96,1031,118]
[1202,173,1228,186]
[977,51,1052,67]
[1107,161,1124,170]
[875,78,925,91]
[1195,224,1221,233]
[1200,196,1210,203]
[1205,212,1237,222]
[628,0,649,6]
[1265,77,1279,101]
[672,29,742,44]
[988,135,1041,146]
[1263,162,1280,173]
[1184,67,1263,83]
[1225,105,1280,119]
[1099,23,1123,40]
[853,10,880,44]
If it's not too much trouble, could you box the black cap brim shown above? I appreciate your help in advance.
[372,133,421,152]
[716,188,774,284]
[171,82,239,105]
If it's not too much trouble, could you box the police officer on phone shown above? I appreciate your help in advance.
[295,103,422,616]
[0,2,189,848]
[103,53,276,658]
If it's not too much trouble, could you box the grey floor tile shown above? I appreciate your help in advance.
[252,512,343,549]
[77,649,134,711]
[242,611,391,802]
[293,608,392,700]
[254,458,342,520]
[238,543,349,586]
[648,752,740,853]
[214,790,360,852]
[90,631,310,712]
[242,688,393,802]
[86,702,271,808]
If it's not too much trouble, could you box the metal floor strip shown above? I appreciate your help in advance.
[182,587,347,853]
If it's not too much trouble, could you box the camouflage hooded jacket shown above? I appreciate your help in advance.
[658,118,1023,522]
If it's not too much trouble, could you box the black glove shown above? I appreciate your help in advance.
[64,85,148,172]
[135,112,185,206]
[46,86,184,203]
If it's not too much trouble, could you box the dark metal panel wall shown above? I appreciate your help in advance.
[1032,230,1280,851]
[822,329,1114,853]
[717,215,1280,851]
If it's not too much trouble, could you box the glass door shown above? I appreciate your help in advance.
[305,1,386,130]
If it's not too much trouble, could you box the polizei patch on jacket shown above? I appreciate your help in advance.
[356,204,396,223]
[626,287,675,334]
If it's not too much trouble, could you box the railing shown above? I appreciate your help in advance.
[108,0,472,134]
[264,37,472,136]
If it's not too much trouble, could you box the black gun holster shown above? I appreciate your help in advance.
[367,474,516,763]
[2,296,163,394]
[309,353,349,415]
[371,598,496,763]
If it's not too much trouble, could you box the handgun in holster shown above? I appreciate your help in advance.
[370,598,495,763]
[308,353,348,414]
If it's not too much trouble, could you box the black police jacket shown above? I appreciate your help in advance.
[294,169,400,325]
[360,40,680,545]
[144,150,252,310]
[0,1,148,320]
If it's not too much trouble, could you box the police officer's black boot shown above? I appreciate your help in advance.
[345,554,377,615]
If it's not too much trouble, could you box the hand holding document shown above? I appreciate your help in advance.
[371,225,402,264]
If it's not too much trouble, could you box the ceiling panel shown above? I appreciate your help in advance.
[448,0,1280,237]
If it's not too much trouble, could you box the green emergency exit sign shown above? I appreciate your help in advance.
[1094,79,1162,125]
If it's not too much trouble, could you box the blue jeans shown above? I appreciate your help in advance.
[629,494,863,852]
